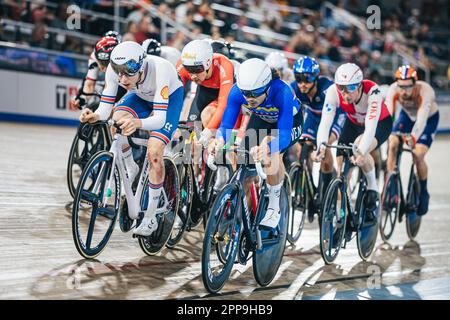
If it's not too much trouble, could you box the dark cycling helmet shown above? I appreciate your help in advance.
[142,38,162,56]
[94,36,119,68]
[209,40,234,58]
[103,30,122,43]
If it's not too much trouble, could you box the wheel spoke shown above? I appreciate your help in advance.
[86,205,98,249]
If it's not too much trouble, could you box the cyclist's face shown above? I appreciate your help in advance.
[189,70,208,83]
[397,79,415,99]
[118,72,140,90]
[340,85,361,104]
[297,81,315,94]
[244,93,266,108]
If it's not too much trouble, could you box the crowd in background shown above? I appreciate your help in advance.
[0,0,449,87]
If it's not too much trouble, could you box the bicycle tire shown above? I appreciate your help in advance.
[72,150,120,259]
[379,173,400,241]
[286,163,306,245]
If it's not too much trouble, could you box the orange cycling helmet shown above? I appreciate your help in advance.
[395,65,418,81]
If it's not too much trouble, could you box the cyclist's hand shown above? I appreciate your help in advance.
[79,108,99,123]
[72,98,81,110]
[116,118,141,136]
[250,144,270,163]
[210,137,225,156]
[403,135,416,149]
[198,128,213,147]
[313,145,326,162]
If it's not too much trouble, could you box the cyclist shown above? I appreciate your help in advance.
[210,58,302,229]
[79,41,184,237]
[314,63,393,225]
[265,51,295,83]
[177,39,234,144]
[73,31,123,109]
[290,56,345,220]
[142,38,181,68]
[207,39,241,77]
[385,65,440,216]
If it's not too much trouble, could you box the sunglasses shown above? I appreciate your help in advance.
[295,73,317,83]
[240,85,269,98]
[398,84,414,90]
[183,64,205,74]
[336,83,360,93]
[112,59,141,77]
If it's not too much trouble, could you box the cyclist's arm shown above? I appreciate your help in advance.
[206,59,234,130]
[176,60,190,87]
[385,83,396,118]
[358,85,383,155]
[140,67,173,131]
[411,87,434,142]
[317,84,339,149]
[216,85,244,144]
[94,65,118,120]
[268,86,295,154]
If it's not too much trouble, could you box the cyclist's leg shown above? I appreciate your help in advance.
[134,87,184,235]
[113,93,153,185]
[414,111,439,215]
[387,110,412,173]
[355,116,393,214]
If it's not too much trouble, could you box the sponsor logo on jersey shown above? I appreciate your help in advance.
[160,86,169,100]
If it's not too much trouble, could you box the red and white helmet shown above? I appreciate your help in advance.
[334,63,363,85]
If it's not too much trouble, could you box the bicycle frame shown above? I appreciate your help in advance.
[391,134,417,214]
[94,130,171,220]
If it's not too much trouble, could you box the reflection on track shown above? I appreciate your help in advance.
[1,123,450,300]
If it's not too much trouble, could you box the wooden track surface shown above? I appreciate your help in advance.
[1,122,450,300]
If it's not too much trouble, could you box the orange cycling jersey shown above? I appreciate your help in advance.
[177,53,234,129]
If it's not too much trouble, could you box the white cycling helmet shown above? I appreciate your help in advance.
[237,58,272,97]
[265,51,288,71]
[334,63,363,85]
[110,41,146,76]
[181,39,213,73]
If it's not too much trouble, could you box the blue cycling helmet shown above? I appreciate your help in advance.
[293,56,320,83]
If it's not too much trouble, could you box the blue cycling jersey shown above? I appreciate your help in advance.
[290,76,332,116]
[217,79,300,154]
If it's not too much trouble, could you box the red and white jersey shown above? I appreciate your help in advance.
[317,80,390,155]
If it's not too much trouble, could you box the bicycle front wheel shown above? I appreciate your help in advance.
[72,150,120,259]
[406,173,422,240]
[320,178,346,265]
[380,173,400,241]
[253,185,290,287]
[286,163,307,245]
[202,183,242,294]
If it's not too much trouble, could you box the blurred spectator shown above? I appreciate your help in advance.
[122,21,138,42]
[134,15,159,44]
[175,0,195,24]
[30,23,48,49]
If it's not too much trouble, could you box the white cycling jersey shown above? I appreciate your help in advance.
[385,80,439,140]
[95,55,183,130]
[317,80,390,155]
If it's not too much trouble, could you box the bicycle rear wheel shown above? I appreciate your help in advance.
[380,173,400,241]
[202,183,242,294]
[166,163,193,248]
[286,163,306,245]
[406,173,421,240]
[253,185,290,287]
[139,157,180,255]
[320,179,346,264]
[72,150,120,259]
[67,124,109,199]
